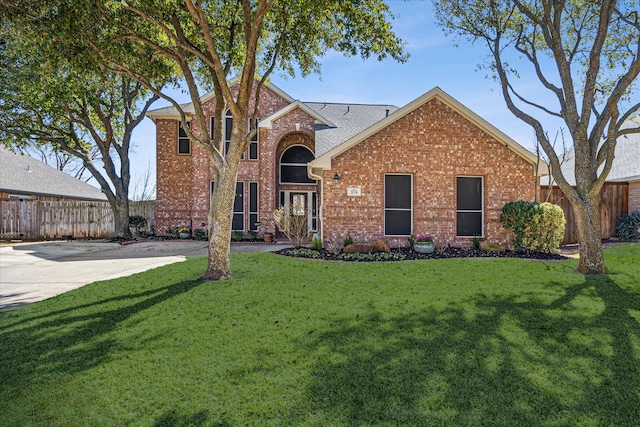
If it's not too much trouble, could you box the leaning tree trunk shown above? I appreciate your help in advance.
[572,196,610,274]
[203,171,236,281]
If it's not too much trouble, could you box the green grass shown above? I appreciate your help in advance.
[1,244,639,426]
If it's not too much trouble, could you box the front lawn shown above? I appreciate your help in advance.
[1,244,639,426]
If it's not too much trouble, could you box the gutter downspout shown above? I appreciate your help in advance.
[307,163,325,240]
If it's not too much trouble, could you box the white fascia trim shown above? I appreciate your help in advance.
[259,101,336,129]
[310,87,544,175]
[146,103,195,121]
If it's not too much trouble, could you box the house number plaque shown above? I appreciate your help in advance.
[347,187,362,196]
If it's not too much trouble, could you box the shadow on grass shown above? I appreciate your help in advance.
[153,409,212,427]
[0,278,204,392]
[293,275,640,425]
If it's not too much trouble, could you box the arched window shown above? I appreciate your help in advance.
[280,145,315,184]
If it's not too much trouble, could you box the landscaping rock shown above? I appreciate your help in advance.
[480,241,506,252]
[373,239,390,253]
[343,243,374,253]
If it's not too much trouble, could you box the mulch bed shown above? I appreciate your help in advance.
[275,246,568,262]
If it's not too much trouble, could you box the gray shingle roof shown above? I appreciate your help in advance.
[304,102,398,156]
[541,132,640,185]
[0,146,107,201]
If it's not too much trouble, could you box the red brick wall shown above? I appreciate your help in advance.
[154,84,314,235]
[320,97,537,248]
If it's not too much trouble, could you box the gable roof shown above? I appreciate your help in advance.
[0,146,107,201]
[259,100,336,130]
[541,131,640,185]
[146,79,295,122]
[310,87,547,176]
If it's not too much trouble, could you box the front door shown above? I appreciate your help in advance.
[279,191,318,235]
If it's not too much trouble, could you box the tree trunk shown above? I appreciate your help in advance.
[202,171,235,281]
[572,196,610,274]
[112,196,132,239]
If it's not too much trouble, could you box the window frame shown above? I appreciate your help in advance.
[456,176,484,237]
[384,173,413,236]
[178,121,191,155]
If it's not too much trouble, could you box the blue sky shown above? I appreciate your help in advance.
[127,0,562,194]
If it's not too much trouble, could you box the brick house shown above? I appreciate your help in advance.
[147,83,545,247]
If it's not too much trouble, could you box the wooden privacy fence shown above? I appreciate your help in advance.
[540,183,628,245]
[0,199,156,240]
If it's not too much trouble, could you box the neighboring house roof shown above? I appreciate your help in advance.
[310,87,547,175]
[540,131,640,185]
[0,146,107,201]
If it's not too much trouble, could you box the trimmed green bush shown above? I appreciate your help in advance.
[615,211,640,241]
[310,234,323,250]
[500,200,565,252]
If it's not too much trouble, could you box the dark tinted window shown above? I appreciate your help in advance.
[280,146,315,184]
[233,182,244,231]
[281,146,314,163]
[457,212,482,236]
[456,177,483,236]
[385,175,412,209]
[249,182,258,231]
[178,121,190,154]
[457,177,482,210]
[384,174,412,236]
[281,165,314,184]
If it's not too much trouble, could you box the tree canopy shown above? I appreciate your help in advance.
[0,4,176,237]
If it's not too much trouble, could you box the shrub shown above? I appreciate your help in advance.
[231,231,244,241]
[343,233,353,247]
[310,234,323,250]
[500,200,565,252]
[473,235,484,249]
[615,211,640,241]
[326,238,341,254]
[247,230,257,240]
[193,229,207,240]
[273,206,308,247]
[129,215,147,236]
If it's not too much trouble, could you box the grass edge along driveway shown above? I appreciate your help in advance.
[1,244,639,426]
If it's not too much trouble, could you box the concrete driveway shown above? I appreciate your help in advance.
[0,240,287,310]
